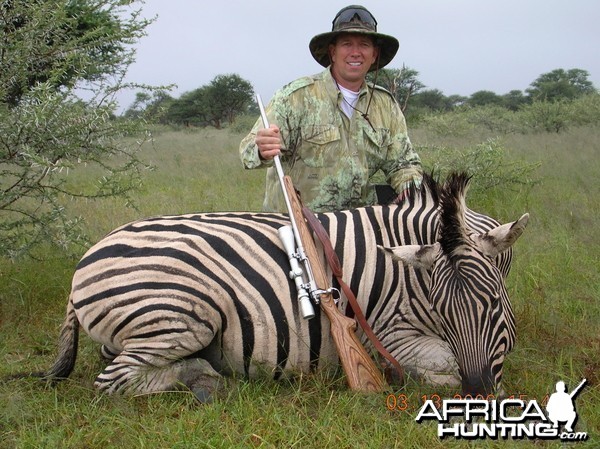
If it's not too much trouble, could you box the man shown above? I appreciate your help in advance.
[240,5,422,212]
[546,380,580,433]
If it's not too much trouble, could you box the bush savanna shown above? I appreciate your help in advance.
[1,121,599,448]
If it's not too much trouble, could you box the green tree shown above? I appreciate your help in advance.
[1,0,139,106]
[468,90,503,107]
[163,87,205,126]
[124,90,174,122]
[411,89,450,111]
[123,92,153,119]
[368,66,424,111]
[0,0,156,257]
[207,74,254,126]
[162,74,254,128]
[526,68,596,102]
[502,90,529,111]
[446,94,468,109]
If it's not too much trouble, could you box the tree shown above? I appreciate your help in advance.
[468,90,503,107]
[123,92,153,119]
[0,0,156,257]
[1,0,142,106]
[446,94,468,109]
[159,74,254,128]
[124,90,174,122]
[368,66,424,111]
[207,74,254,127]
[162,87,205,126]
[526,68,596,102]
[502,90,529,111]
[411,89,451,111]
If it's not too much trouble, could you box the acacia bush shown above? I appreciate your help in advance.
[0,0,156,258]
[417,138,540,202]
[570,92,600,125]
[0,84,150,257]
[418,93,600,137]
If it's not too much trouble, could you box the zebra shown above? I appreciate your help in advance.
[40,172,528,399]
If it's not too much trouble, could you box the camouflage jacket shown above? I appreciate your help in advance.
[239,68,422,212]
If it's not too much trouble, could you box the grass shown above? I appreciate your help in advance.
[59,127,266,242]
[1,124,599,448]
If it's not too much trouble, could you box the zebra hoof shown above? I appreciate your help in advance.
[192,387,214,404]
[382,361,405,387]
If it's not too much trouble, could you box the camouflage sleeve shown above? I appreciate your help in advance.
[239,87,298,170]
[383,99,423,192]
[239,115,272,169]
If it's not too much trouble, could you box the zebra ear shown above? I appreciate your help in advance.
[474,213,529,258]
[377,243,440,270]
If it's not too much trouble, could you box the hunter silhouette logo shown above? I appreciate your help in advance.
[546,378,587,433]
[415,378,589,441]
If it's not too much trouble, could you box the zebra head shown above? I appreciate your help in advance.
[382,173,529,396]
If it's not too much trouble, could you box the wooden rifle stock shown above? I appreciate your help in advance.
[283,176,386,392]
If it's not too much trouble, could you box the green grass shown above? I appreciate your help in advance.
[59,127,266,242]
[1,125,599,448]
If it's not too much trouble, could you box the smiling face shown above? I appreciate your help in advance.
[329,34,379,91]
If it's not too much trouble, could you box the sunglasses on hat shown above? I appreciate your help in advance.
[332,6,378,32]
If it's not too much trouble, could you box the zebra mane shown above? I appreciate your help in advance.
[391,171,472,259]
[393,171,440,206]
[438,172,472,259]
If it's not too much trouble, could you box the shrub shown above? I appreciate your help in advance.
[519,100,571,133]
[231,113,259,134]
[569,93,600,127]
[463,105,523,134]
[418,112,473,137]
[418,138,539,200]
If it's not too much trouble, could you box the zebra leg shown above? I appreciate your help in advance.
[100,345,119,361]
[94,350,223,402]
[398,336,462,388]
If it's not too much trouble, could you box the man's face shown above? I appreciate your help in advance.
[329,34,378,90]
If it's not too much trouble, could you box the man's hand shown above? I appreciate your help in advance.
[255,124,282,160]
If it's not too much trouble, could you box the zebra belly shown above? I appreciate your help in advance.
[70,224,338,379]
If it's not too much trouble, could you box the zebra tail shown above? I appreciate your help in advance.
[40,296,79,383]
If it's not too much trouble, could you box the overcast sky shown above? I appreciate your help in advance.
[116,0,599,112]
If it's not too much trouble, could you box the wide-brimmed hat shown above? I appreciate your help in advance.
[309,5,399,72]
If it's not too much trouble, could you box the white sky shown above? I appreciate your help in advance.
[116,0,600,112]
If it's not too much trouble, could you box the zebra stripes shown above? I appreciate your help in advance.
[42,173,528,399]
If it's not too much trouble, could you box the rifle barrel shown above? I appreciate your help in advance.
[256,94,319,303]
[255,94,386,391]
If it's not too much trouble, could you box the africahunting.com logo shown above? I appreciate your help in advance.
[415,379,588,441]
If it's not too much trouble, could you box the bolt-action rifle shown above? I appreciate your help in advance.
[256,94,385,392]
